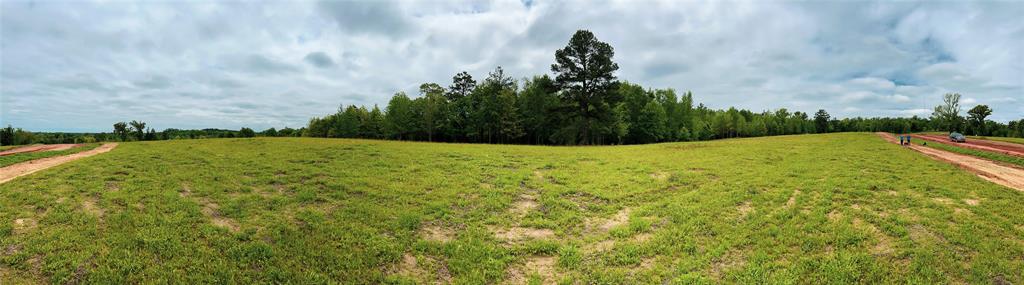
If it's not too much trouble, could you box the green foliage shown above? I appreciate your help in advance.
[298,29,1021,146]
[966,104,993,136]
[551,30,620,145]
[814,109,830,133]
[238,127,256,138]
[932,93,963,132]
[129,120,146,141]
[385,92,417,140]
[112,122,129,141]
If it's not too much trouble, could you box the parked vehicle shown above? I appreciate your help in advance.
[949,132,966,143]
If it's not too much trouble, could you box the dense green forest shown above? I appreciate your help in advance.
[2,30,1021,146]
[302,30,1024,145]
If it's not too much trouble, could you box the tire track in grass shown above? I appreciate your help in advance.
[0,143,118,184]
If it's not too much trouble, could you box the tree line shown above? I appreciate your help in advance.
[0,123,304,146]
[302,30,1024,145]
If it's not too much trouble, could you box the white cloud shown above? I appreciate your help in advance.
[1,0,1021,132]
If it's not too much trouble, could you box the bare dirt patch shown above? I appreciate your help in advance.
[394,253,420,275]
[510,194,538,217]
[505,255,559,285]
[105,181,120,192]
[0,144,82,156]
[4,244,22,256]
[709,249,747,281]
[786,189,801,207]
[0,143,119,184]
[419,224,456,243]
[827,209,842,222]
[638,257,655,269]
[82,198,104,218]
[854,218,894,255]
[876,133,1024,191]
[532,170,545,181]
[963,198,980,206]
[563,192,607,211]
[586,239,616,253]
[737,202,754,219]
[179,183,192,197]
[491,226,555,242]
[633,232,653,243]
[595,207,631,232]
[198,199,239,232]
[650,171,669,181]
[12,218,37,234]
[932,197,954,205]
[390,253,453,284]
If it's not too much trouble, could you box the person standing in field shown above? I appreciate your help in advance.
[899,135,904,145]
[906,135,911,146]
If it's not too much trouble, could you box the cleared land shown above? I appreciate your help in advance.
[2,134,1023,284]
[912,134,1024,157]
[0,144,83,156]
[0,144,102,168]
[922,141,1024,169]
[878,133,1024,191]
[0,144,117,184]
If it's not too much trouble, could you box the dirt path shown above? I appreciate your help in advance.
[0,144,83,156]
[0,143,118,184]
[877,133,1024,191]
[911,134,1024,157]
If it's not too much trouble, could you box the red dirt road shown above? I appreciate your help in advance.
[877,133,1024,191]
[0,143,118,184]
[0,144,83,156]
[911,134,1024,157]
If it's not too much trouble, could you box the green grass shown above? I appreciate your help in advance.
[921,141,1024,168]
[1,133,1022,284]
[970,136,1024,145]
[0,144,100,167]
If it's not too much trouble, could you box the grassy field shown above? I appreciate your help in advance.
[0,144,101,168]
[921,141,1024,168]
[1,133,1022,284]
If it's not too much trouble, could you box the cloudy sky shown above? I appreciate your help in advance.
[1,0,1021,132]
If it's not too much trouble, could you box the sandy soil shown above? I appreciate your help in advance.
[878,133,1024,191]
[0,144,83,156]
[911,134,1024,157]
[0,143,118,184]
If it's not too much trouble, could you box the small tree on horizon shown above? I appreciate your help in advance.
[967,104,992,136]
[239,127,256,138]
[813,109,830,133]
[932,93,962,132]
[129,120,146,141]
[113,122,129,141]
